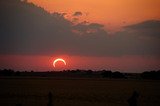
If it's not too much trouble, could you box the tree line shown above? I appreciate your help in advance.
[0,69,160,80]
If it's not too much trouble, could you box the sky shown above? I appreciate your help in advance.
[0,0,160,72]
[28,0,160,31]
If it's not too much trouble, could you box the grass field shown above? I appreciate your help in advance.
[0,77,159,106]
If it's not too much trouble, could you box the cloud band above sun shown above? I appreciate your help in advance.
[0,0,160,57]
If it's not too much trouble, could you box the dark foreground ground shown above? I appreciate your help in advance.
[0,77,159,106]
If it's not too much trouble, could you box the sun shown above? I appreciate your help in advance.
[53,58,66,67]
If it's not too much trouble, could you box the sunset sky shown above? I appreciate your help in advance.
[0,0,160,72]
[29,0,160,31]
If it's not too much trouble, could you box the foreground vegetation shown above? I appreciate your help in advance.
[0,77,159,106]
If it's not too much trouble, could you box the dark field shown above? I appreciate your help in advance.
[0,77,160,106]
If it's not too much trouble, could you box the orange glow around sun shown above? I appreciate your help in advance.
[53,58,66,68]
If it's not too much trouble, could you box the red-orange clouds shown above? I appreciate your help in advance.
[28,0,160,30]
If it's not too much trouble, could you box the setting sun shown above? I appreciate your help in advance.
[53,58,67,68]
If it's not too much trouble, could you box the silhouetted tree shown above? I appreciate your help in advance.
[85,70,93,75]
[47,92,53,106]
[0,69,14,76]
[127,91,139,106]
[101,70,112,78]
[15,71,21,76]
[112,71,126,78]
[141,70,160,80]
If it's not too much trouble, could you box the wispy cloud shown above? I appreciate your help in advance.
[73,11,83,16]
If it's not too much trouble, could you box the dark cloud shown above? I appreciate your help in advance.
[73,11,83,16]
[0,0,160,56]
[110,20,160,56]
[124,20,160,39]
[73,22,105,35]
[125,20,160,30]
[0,0,72,55]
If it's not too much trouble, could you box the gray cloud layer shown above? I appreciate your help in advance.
[0,0,160,56]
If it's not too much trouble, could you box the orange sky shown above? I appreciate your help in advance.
[1,0,159,72]
[28,0,160,31]
[0,55,160,72]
